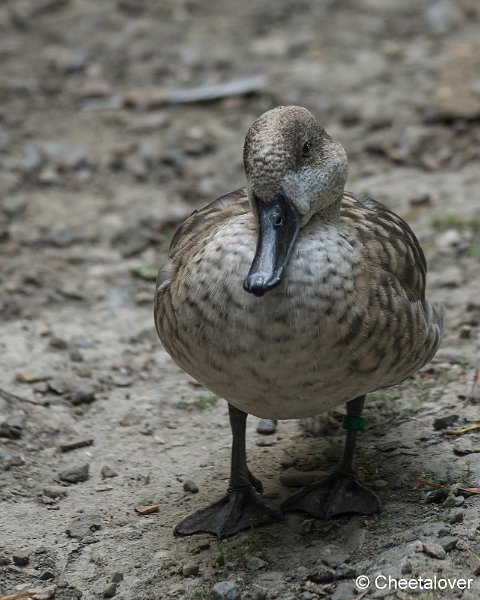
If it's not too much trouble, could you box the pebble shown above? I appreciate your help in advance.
[182,563,199,576]
[439,536,458,552]
[400,558,413,574]
[95,582,117,598]
[66,513,102,539]
[449,509,464,524]
[60,438,94,453]
[425,488,449,503]
[212,581,241,600]
[59,463,89,483]
[423,541,447,559]
[69,349,84,362]
[43,485,68,499]
[372,479,388,490]
[433,414,458,430]
[101,466,118,478]
[454,438,477,456]
[335,563,357,579]
[0,419,23,439]
[256,418,277,434]
[309,564,336,582]
[110,573,124,583]
[245,555,267,570]
[70,384,97,405]
[12,553,30,566]
[183,479,199,494]
[0,553,10,565]
[251,585,267,600]
[49,335,68,349]
[332,583,356,600]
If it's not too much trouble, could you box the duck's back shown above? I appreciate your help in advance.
[155,190,443,419]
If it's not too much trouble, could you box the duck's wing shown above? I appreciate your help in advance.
[168,187,249,261]
[156,188,249,293]
[342,192,427,305]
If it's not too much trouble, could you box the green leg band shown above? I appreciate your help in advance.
[343,415,365,432]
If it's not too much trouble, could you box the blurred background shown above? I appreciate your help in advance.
[1,1,479,599]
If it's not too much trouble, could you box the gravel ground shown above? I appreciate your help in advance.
[0,1,479,599]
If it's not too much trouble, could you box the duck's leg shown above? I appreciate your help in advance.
[174,404,282,538]
[281,395,382,518]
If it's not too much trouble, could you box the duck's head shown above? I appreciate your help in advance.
[242,105,348,297]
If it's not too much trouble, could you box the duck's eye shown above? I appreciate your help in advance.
[274,215,284,228]
[302,142,310,157]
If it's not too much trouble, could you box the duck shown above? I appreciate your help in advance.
[154,105,444,538]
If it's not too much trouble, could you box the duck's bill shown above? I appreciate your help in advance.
[243,193,301,297]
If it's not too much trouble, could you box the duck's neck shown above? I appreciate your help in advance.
[309,195,343,226]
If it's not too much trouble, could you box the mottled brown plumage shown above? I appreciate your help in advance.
[154,106,444,537]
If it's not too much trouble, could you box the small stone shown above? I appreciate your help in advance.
[332,582,356,600]
[110,573,123,583]
[439,536,458,552]
[183,479,199,494]
[245,555,267,570]
[59,463,89,483]
[335,563,357,579]
[433,414,458,430]
[49,336,68,349]
[12,553,29,566]
[372,479,388,490]
[309,564,336,583]
[102,582,117,598]
[470,554,480,576]
[256,418,277,434]
[425,488,449,503]
[0,553,11,565]
[251,585,267,600]
[449,509,464,524]
[417,430,433,441]
[423,541,447,559]
[60,438,94,453]
[43,485,68,499]
[0,419,23,439]
[66,513,102,539]
[101,466,118,478]
[70,384,96,405]
[182,563,199,576]
[454,495,465,507]
[39,570,55,580]
[459,325,472,339]
[454,438,477,456]
[401,558,413,574]
[212,581,241,600]
[69,349,84,362]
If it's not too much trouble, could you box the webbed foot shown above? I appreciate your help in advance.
[174,485,283,538]
[281,471,382,519]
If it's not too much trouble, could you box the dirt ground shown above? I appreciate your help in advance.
[1,1,480,599]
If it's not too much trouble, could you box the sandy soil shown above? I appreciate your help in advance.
[1,1,479,599]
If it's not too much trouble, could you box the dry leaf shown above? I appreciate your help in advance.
[135,503,160,515]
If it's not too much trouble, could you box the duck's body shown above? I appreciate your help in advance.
[156,191,441,420]
[154,106,444,538]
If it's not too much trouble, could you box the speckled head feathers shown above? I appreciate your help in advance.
[243,106,348,224]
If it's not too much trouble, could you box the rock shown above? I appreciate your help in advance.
[433,414,458,430]
[309,563,336,582]
[182,563,199,576]
[335,563,357,579]
[66,513,102,539]
[1,195,27,217]
[60,438,94,452]
[332,583,356,600]
[183,479,199,494]
[417,430,433,441]
[101,466,118,479]
[257,418,277,434]
[424,1,463,35]
[70,385,97,405]
[39,570,55,580]
[449,509,464,524]
[423,541,447,559]
[110,573,123,583]
[49,335,68,349]
[46,227,83,247]
[439,536,458,552]
[470,554,480,576]
[69,349,84,362]
[321,553,351,568]
[0,418,23,439]
[12,553,30,566]
[0,552,11,565]
[212,581,241,600]
[59,463,89,483]
[372,479,388,490]
[43,485,68,499]
[454,438,478,455]
[400,557,413,574]
[454,495,465,507]
[102,583,117,598]
[425,488,449,503]
[245,555,267,570]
